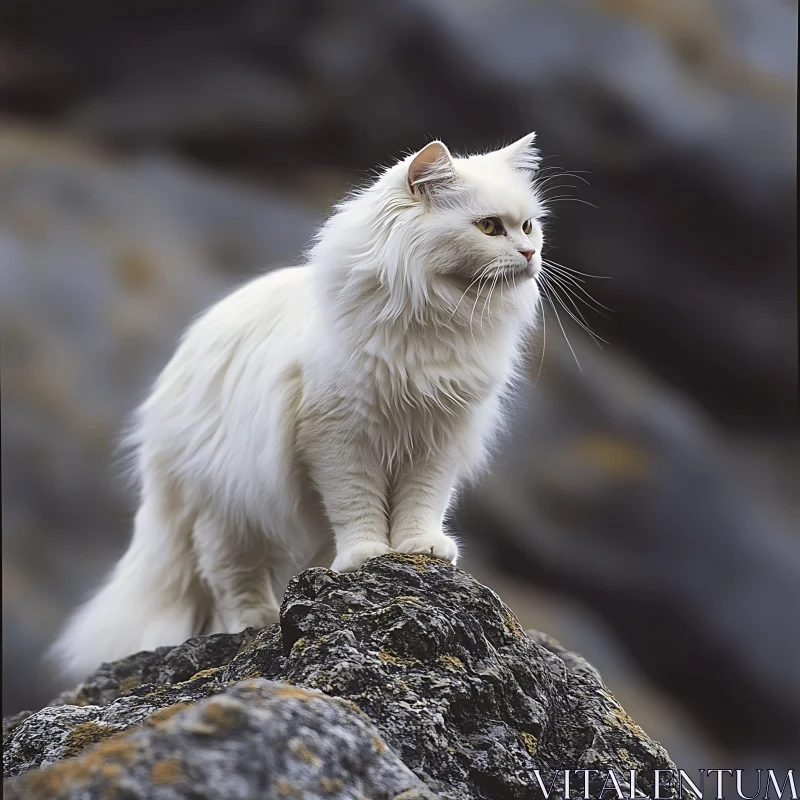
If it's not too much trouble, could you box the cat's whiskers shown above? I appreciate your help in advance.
[533,168,591,191]
[533,290,547,386]
[481,270,501,331]
[542,270,611,331]
[541,270,606,347]
[541,260,611,333]
[468,283,484,351]
[543,195,601,210]
[466,261,499,349]
[446,259,497,322]
[542,257,613,282]
[538,273,582,372]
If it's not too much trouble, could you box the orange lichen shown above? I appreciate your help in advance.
[199,698,245,731]
[288,739,320,766]
[62,722,123,758]
[119,675,141,693]
[520,731,538,756]
[187,667,223,682]
[438,654,465,671]
[501,604,525,637]
[147,702,194,727]
[606,704,649,740]
[274,780,300,797]
[321,777,344,793]
[151,757,182,785]
[274,684,319,701]
[16,735,140,798]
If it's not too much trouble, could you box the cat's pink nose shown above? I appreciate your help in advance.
[519,248,536,262]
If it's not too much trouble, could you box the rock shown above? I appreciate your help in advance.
[4,681,435,800]
[3,555,687,799]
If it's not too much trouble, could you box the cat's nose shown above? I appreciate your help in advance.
[519,248,536,262]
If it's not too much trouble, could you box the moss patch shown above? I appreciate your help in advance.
[61,721,123,759]
[520,731,538,756]
[20,736,139,798]
[151,756,182,785]
[119,675,141,693]
[146,702,194,727]
[438,654,464,671]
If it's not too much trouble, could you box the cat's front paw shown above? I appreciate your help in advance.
[331,541,393,573]
[393,533,459,564]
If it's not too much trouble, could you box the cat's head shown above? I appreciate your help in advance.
[398,134,545,289]
[314,134,545,322]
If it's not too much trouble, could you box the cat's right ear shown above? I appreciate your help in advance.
[407,141,455,196]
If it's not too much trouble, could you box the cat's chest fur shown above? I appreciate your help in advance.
[343,321,513,456]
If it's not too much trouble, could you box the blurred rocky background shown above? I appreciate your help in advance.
[1,0,797,776]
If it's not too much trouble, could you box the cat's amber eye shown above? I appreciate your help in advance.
[476,217,504,236]
[522,218,533,235]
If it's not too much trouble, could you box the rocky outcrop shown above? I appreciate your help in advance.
[4,681,437,800]
[3,555,686,799]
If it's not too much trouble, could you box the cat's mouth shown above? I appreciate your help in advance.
[507,262,535,280]
[442,262,535,291]
[494,262,535,282]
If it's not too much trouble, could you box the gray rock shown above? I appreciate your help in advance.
[4,680,435,800]
[2,713,33,748]
[48,629,258,710]
[3,555,687,799]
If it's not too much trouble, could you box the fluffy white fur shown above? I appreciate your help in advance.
[52,134,546,681]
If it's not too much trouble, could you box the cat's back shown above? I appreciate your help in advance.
[193,264,312,341]
[169,265,314,366]
[141,265,314,432]
[135,265,316,508]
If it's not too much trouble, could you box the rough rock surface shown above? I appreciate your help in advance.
[4,681,435,800]
[3,555,686,799]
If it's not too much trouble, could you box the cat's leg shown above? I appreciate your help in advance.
[200,609,228,637]
[389,453,460,564]
[192,510,281,632]
[305,436,391,572]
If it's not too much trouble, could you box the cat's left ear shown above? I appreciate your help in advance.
[407,141,455,195]
[497,132,540,172]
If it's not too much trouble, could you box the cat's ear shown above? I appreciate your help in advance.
[497,132,540,172]
[407,141,455,195]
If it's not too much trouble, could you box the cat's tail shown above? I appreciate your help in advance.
[50,486,209,684]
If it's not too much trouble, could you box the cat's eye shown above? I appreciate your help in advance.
[522,218,533,235]
[476,217,504,236]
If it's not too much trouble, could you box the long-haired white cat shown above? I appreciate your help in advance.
[52,134,546,681]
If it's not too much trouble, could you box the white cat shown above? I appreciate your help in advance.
[52,134,546,681]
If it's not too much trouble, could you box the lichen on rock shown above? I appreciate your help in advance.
[3,554,688,799]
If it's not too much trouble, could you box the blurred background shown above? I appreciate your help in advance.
[1,0,797,776]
